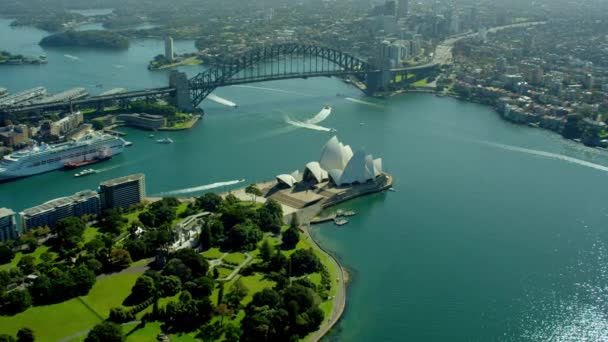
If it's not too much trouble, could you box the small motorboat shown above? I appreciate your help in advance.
[75,169,97,177]
[149,134,155,138]
[156,137,174,144]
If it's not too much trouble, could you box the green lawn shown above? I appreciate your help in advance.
[412,78,429,87]
[124,321,199,342]
[81,273,140,315]
[216,267,234,279]
[239,274,276,306]
[124,209,146,225]
[201,248,224,259]
[0,273,139,342]
[83,227,99,243]
[223,252,246,265]
[1,245,53,271]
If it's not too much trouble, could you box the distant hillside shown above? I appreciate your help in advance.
[39,30,130,49]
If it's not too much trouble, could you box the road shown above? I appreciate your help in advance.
[431,21,547,67]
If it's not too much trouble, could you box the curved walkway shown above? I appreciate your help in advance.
[303,224,346,342]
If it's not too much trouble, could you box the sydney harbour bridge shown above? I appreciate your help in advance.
[0,43,440,115]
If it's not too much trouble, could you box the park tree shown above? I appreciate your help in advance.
[16,328,34,342]
[199,225,212,251]
[0,270,10,293]
[245,184,263,205]
[259,239,274,263]
[69,264,96,296]
[226,222,263,251]
[224,193,240,206]
[184,276,214,299]
[158,275,181,297]
[107,249,132,272]
[17,255,36,274]
[173,249,209,279]
[109,307,133,323]
[258,199,283,233]
[205,218,224,244]
[0,289,32,315]
[123,239,148,261]
[226,279,248,309]
[195,193,223,212]
[0,244,14,264]
[85,322,124,342]
[127,275,156,305]
[98,209,127,235]
[0,335,15,342]
[281,226,299,250]
[54,217,86,250]
[290,249,322,276]
[163,259,192,282]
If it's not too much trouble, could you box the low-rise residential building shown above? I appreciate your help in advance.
[20,190,101,232]
[0,208,19,242]
[0,125,29,148]
[99,174,146,210]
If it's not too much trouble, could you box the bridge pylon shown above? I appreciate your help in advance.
[365,57,393,93]
[169,71,193,111]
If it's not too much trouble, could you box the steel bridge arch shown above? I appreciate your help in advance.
[188,43,375,107]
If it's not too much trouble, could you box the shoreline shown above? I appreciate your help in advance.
[159,175,392,341]
[391,89,608,152]
[303,224,349,342]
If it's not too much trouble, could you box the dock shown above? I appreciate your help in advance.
[311,209,358,226]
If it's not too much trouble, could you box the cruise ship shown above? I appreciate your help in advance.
[0,132,125,181]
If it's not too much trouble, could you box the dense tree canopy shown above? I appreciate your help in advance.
[54,217,86,251]
[290,249,322,276]
[240,283,324,341]
[195,193,223,212]
[0,244,14,265]
[85,322,124,342]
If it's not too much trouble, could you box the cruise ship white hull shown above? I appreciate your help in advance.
[0,135,125,181]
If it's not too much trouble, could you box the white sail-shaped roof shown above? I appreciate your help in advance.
[319,136,353,172]
[340,149,373,185]
[276,174,297,188]
[373,158,383,177]
[304,162,328,183]
[328,169,344,186]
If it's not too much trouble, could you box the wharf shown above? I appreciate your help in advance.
[103,129,127,136]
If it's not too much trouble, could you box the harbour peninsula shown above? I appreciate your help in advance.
[0,136,391,342]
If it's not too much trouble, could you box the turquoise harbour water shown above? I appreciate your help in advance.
[2,19,608,341]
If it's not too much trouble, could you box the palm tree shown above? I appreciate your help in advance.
[245,184,262,205]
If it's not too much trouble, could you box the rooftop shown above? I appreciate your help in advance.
[0,208,15,217]
[100,173,145,188]
[21,190,98,217]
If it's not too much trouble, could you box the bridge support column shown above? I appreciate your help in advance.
[366,58,393,94]
[169,71,193,111]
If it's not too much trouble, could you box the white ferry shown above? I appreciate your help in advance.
[0,132,125,181]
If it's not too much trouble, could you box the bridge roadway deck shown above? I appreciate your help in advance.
[0,87,175,113]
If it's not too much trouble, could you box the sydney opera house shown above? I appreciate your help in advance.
[276,136,384,188]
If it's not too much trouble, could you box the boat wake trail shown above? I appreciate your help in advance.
[160,179,246,196]
[345,97,384,108]
[64,54,80,61]
[95,165,121,173]
[232,85,313,97]
[307,107,332,125]
[285,115,332,132]
[284,107,334,132]
[207,93,237,108]
[481,141,608,173]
